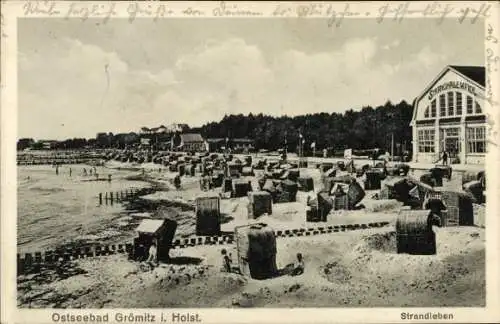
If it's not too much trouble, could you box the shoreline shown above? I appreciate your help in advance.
[17,162,167,255]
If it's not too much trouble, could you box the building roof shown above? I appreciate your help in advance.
[232,138,254,143]
[180,133,204,143]
[135,219,164,234]
[206,138,226,143]
[449,65,485,87]
[206,138,253,143]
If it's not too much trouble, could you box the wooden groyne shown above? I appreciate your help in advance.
[17,221,390,276]
[98,187,155,205]
[17,243,134,275]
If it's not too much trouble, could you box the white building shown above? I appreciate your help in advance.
[410,65,486,165]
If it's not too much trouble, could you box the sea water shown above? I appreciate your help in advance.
[17,164,149,253]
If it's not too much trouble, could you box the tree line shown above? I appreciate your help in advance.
[18,100,414,155]
[198,100,414,155]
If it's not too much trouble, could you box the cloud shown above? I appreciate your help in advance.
[19,36,449,139]
[414,46,447,69]
[19,38,178,139]
[382,39,401,50]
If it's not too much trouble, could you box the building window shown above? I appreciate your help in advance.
[418,129,435,153]
[431,99,436,117]
[466,96,473,114]
[455,92,462,116]
[424,106,430,118]
[445,128,460,137]
[447,92,454,116]
[475,101,482,114]
[439,94,446,117]
[467,127,486,153]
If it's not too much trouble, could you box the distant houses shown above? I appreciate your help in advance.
[206,138,254,153]
[17,138,35,151]
[139,123,189,135]
[17,122,255,153]
[41,140,58,150]
[171,133,206,152]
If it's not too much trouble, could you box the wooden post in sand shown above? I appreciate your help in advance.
[24,253,33,270]
[105,192,108,205]
[17,254,24,275]
[110,192,114,205]
[99,193,103,205]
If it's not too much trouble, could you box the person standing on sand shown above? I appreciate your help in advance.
[221,249,232,273]
[291,253,305,276]
[174,175,181,190]
[55,165,59,175]
[146,242,157,268]
[69,168,72,177]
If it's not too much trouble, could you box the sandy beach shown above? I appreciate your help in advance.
[17,158,486,308]
[17,226,485,308]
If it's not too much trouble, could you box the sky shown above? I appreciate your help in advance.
[18,18,484,140]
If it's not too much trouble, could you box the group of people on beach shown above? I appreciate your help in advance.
[220,249,305,277]
[81,166,98,177]
[49,165,115,183]
[52,165,113,181]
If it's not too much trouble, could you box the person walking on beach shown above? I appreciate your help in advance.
[442,150,448,166]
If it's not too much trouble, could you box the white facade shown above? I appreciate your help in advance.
[410,66,486,165]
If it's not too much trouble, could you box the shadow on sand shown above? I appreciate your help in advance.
[276,263,303,277]
[220,213,234,224]
[167,256,203,266]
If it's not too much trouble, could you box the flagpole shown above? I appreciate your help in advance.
[298,131,301,159]
[284,130,288,161]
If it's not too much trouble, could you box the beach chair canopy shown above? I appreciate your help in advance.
[135,219,165,235]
